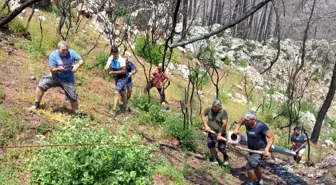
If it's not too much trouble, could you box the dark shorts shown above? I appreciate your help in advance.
[38,75,77,102]
[207,132,226,153]
[115,77,128,92]
[126,78,133,88]
[246,153,263,170]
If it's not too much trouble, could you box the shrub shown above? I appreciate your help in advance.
[93,52,109,70]
[27,118,155,185]
[0,85,4,104]
[163,114,199,151]
[237,59,248,68]
[186,51,194,60]
[223,56,231,65]
[20,41,45,57]
[135,36,179,65]
[8,19,27,33]
[41,5,60,17]
[188,69,209,90]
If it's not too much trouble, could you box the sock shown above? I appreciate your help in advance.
[34,102,40,108]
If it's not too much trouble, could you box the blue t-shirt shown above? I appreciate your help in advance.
[107,56,126,79]
[126,61,136,81]
[291,133,307,148]
[49,49,82,83]
[126,61,136,73]
[244,120,269,150]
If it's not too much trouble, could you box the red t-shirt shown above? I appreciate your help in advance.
[151,68,168,89]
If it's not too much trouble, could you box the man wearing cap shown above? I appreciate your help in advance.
[201,99,229,166]
[233,110,275,185]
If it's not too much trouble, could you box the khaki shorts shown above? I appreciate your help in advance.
[38,75,77,102]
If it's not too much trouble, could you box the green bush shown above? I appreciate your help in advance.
[0,85,4,104]
[188,69,209,90]
[93,52,110,70]
[27,118,155,185]
[163,114,199,151]
[8,20,27,33]
[20,41,45,57]
[237,59,248,68]
[41,5,60,17]
[135,36,179,65]
[186,51,194,60]
[223,56,231,65]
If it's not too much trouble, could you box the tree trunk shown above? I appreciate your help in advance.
[193,0,196,19]
[209,0,215,25]
[0,0,43,27]
[257,4,268,41]
[263,4,273,42]
[311,61,336,143]
[188,0,192,18]
[232,0,240,36]
[182,0,188,40]
[202,0,207,26]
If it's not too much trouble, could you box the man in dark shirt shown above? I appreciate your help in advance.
[233,110,275,185]
[201,99,229,166]
[290,127,308,163]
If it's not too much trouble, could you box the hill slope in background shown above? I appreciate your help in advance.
[0,6,335,185]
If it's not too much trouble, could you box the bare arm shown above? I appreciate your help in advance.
[132,69,137,74]
[217,119,228,140]
[201,112,210,131]
[72,59,84,72]
[264,130,275,156]
[109,67,126,75]
[233,118,244,134]
[50,66,64,74]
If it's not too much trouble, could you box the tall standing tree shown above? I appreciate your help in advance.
[311,61,336,143]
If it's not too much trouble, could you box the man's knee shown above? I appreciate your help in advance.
[246,154,261,170]
[207,140,216,149]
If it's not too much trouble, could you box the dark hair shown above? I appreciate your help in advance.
[111,46,119,53]
[294,126,301,131]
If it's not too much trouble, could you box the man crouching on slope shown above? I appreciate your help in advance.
[201,99,230,167]
[233,110,275,185]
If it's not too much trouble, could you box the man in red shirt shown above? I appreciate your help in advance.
[144,63,169,104]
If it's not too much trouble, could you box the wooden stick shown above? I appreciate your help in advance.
[235,146,264,155]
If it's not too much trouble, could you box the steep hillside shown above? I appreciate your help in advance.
[0,4,335,185]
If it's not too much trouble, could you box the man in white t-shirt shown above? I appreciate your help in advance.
[104,46,128,116]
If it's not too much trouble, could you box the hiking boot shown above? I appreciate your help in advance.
[28,105,38,112]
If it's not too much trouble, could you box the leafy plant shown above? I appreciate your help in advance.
[8,19,27,33]
[237,59,248,68]
[27,118,155,185]
[94,52,110,70]
[223,56,231,65]
[0,85,4,104]
[188,69,209,90]
[163,114,199,151]
[20,41,45,57]
[135,36,179,65]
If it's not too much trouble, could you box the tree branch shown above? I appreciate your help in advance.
[0,0,43,27]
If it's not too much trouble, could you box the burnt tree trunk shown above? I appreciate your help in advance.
[311,61,336,143]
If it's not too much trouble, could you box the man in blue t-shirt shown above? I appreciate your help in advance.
[124,56,137,100]
[234,110,275,185]
[28,41,84,112]
[104,46,128,116]
[290,127,308,163]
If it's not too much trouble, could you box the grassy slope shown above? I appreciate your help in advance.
[0,4,334,184]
